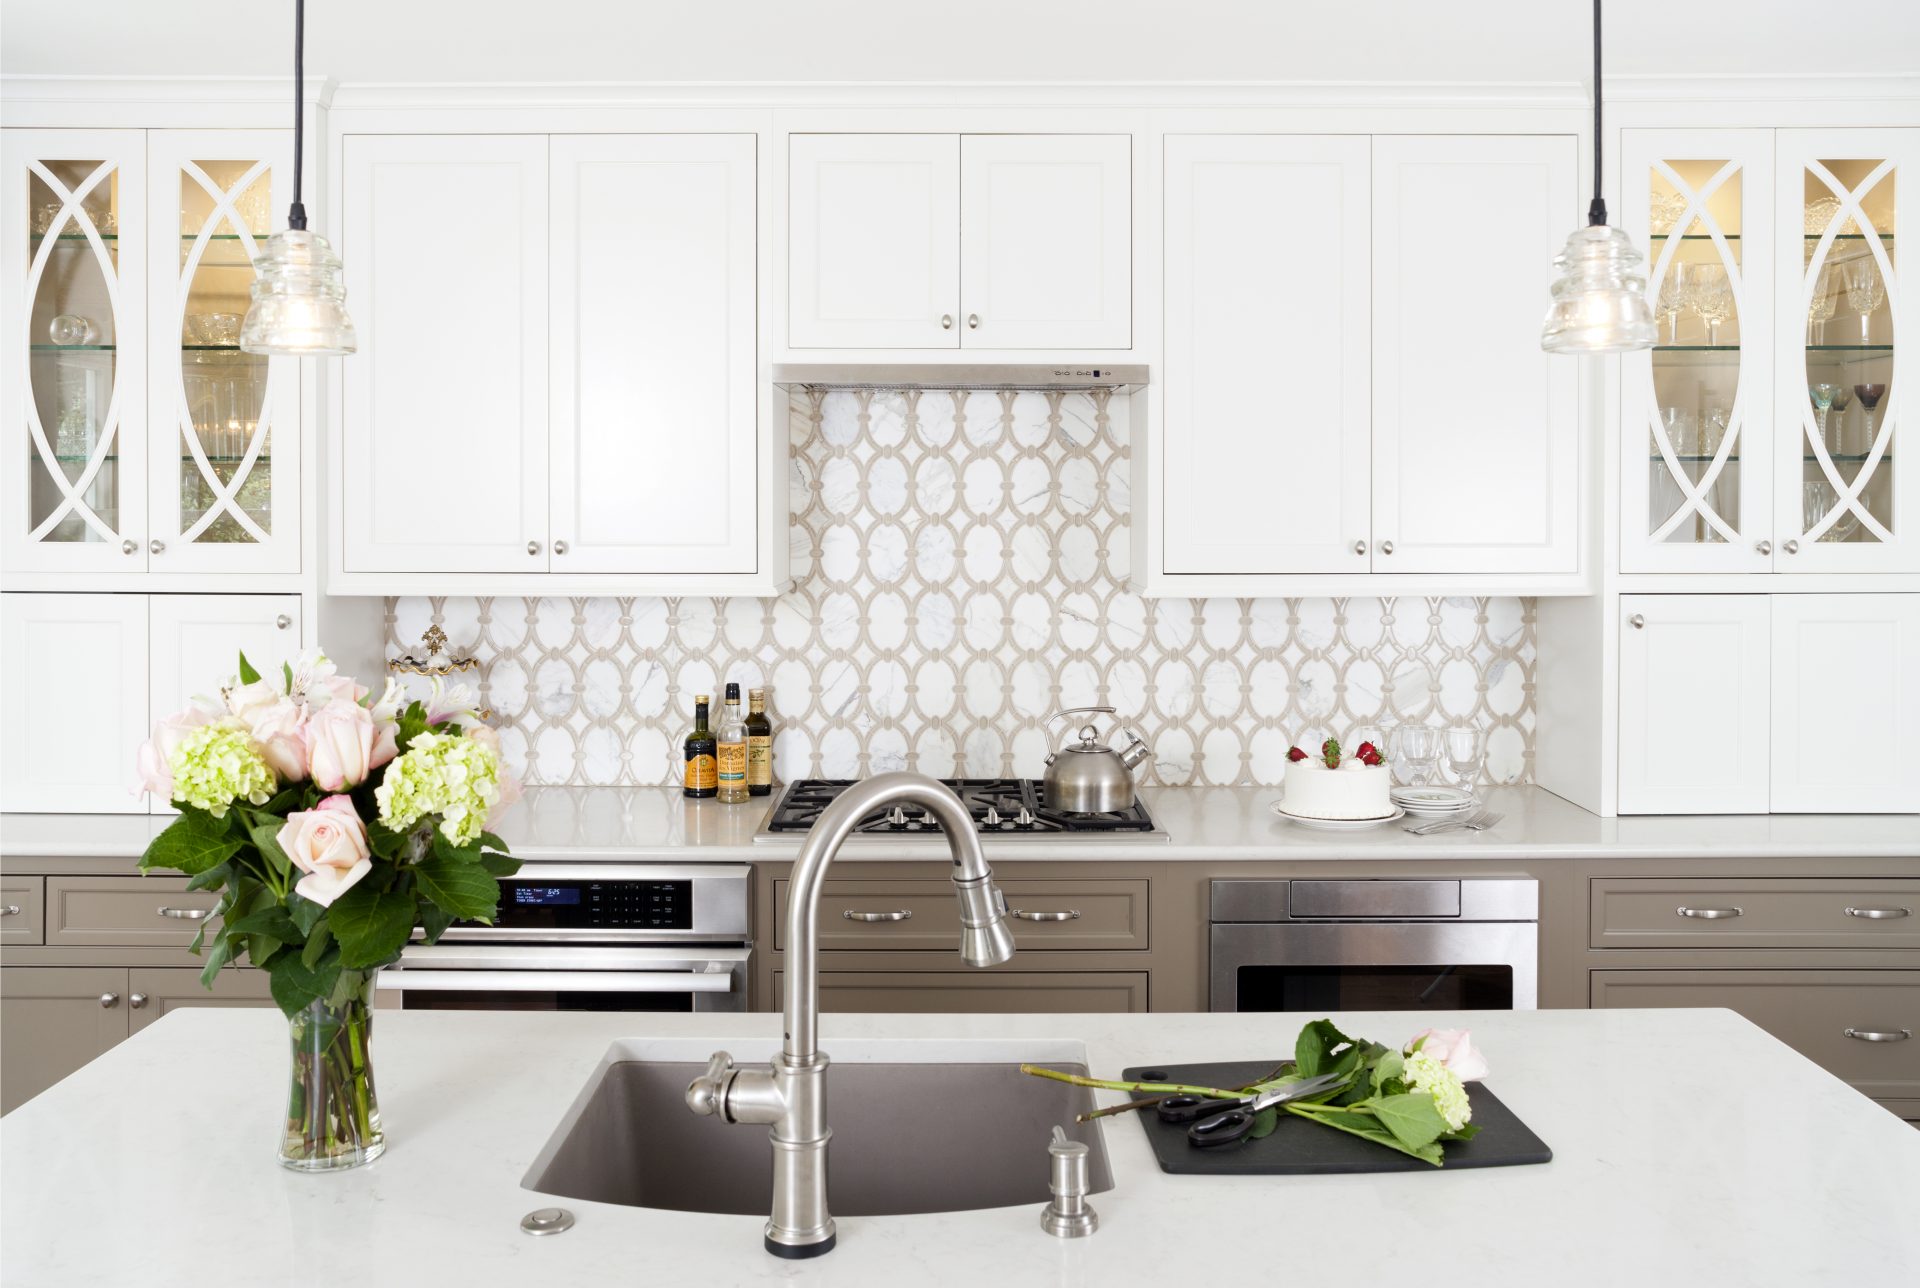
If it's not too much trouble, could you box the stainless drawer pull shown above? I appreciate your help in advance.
[1676,906,1742,920]
[1844,906,1912,920]
[1010,909,1081,922]
[0,904,20,916]
[1844,1028,1912,1043]
[843,909,912,923]
[157,905,209,921]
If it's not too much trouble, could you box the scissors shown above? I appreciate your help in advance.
[1156,1071,1348,1148]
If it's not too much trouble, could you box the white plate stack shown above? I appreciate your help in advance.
[1389,786,1477,819]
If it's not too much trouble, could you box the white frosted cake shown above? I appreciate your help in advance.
[1282,758,1393,820]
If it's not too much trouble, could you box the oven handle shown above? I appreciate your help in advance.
[377,970,735,994]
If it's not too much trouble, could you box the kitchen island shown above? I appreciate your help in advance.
[3,1007,1915,1286]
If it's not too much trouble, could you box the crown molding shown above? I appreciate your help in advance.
[0,74,333,107]
[1604,73,1920,103]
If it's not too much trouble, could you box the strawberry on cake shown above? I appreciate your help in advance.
[1282,738,1392,820]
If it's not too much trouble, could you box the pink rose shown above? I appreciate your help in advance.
[1405,1028,1490,1082]
[134,705,216,799]
[307,700,376,792]
[224,676,285,724]
[277,796,372,907]
[246,695,310,782]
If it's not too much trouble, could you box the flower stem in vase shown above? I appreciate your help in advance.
[280,970,384,1171]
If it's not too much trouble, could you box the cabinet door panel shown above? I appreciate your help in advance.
[341,135,548,571]
[1372,135,1579,573]
[789,134,959,348]
[0,592,147,812]
[1617,593,1770,814]
[1770,593,1920,812]
[128,967,273,1034]
[0,967,128,1115]
[550,135,757,573]
[959,135,1130,349]
[1162,135,1370,573]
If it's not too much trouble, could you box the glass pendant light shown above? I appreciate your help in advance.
[1541,0,1656,354]
[241,0,356,356]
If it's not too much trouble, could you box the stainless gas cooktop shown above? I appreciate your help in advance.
[754,778,1166,843]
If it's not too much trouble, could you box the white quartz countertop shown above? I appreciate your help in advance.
[3,1006,1915,1286]
[7,784,1919,863]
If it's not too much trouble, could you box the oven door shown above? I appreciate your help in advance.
[1210,922,1538,1012]
[378,945,752,1013]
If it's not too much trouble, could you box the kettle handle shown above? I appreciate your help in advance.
[1045,706,1116,728]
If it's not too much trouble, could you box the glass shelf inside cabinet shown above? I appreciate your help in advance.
[30,344,118,352]
[28,232,120,243]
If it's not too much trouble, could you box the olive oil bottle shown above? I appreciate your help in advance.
[683,695,717,799]
[716,683,748,804]
[745,687,773,796]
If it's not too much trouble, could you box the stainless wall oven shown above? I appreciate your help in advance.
[1210,879,1539,1012]
[378,864,751,1013]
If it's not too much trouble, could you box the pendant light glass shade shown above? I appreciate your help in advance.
[1540,224,1657,354]
[240,229,356,355]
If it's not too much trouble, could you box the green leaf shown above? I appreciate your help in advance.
[1441,1122,1481,1143]
[282,660,294,692]
[416,835,502,922]
[1247,1106,1280,1139]
[479,831,510,853]
[300,922,334,970]
[288,894,327,936]
[183,860,232,893]
[197,935,234,988]
[367,823,409,861]
[1293,1019,1356,1079]
[1368,1093,1450,1152]
[237,650,261,685]
[328,884,416,970]
[394,701,432,756]
[228,906,302,943]
[419,902,454,944]
[268,952,342,1017]
[477,850,519,877]
[1288,1104,1444,1166]
[141,809,242,876]
[248,821,293,878]
[1371,1050,1405,1093]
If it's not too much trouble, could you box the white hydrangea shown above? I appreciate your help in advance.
[1404,1049,1473,1132]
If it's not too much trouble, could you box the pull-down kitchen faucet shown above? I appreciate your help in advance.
[684,772,1016,1258]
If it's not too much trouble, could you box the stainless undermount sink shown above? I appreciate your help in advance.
[523,1037,1114,1218]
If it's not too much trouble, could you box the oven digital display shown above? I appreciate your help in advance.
[513,887,581,907]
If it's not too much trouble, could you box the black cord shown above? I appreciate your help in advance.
[1587,0,1607,227]
[288,0,308,230]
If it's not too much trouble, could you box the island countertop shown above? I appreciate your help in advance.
[2,1007,1915,1287]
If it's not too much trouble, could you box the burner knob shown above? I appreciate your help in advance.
[1016,806,1034,828]
[984,805,1002,827]
[888,807,908,827]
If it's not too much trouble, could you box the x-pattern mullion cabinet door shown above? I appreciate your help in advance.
[145,129,299,574]
[1622,129,1776,573]
[3,129,148,576]
[1774,129,1918,573]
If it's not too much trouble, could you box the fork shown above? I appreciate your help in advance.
[1404,808,1502,836]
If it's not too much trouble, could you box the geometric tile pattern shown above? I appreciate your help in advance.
[388,387,1535,788]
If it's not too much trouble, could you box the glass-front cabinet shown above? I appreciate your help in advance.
[1624,128,1915,574]
[3,127,297,579]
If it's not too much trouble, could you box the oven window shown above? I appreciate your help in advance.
[1235,965,1514,1012]
[398,990,695,1012]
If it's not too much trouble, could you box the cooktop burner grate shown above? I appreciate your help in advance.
[761,778,1158,837]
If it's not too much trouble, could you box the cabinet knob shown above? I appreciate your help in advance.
[129,993,149,1010]
[1353,540,1367,556]
[527,540,541,556]
[940,314,954,330]
[967,313,980,330]
[121,539,137,555]
[149,539,165,555]
[1380,540,1395,556]
[275,614,291,630]
[98,992,120,1009]
[1783,538,1799,554]
[1629,614,1645,629]
[553,540,569,556]
[1755,539,1772,556]
[0,904,20,917]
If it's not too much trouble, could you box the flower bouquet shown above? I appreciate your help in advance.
[1024,1020,1487,1166]
[135,650,522,1171]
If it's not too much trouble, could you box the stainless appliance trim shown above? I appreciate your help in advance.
[1212,877,1538,922]
[384,944,751,1003]
[389,945,751,971]
[377,970,734,994]
[433,863,750,941]
[772,363,1149,393]
[1209,921,1539,1011]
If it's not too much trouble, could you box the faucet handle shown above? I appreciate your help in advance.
[686,1051,735,1117]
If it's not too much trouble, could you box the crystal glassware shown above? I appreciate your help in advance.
[1803,480,1833,538]
[1843,260,1885,345]
[1809,383,1839,453]
[47,314,98,346]
[1393,725,1445,788]
[1444,726,1486,790]
[1807,264,1838,344]
[1854,384,1887,455]
[1685,263,1733,345]
[1655,263,1689,345]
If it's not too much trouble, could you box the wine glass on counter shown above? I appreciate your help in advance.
[1444,726,1486,791]
[1686,263,1733,345]
[1393,725,1444,788]
[1843,260,1885,345]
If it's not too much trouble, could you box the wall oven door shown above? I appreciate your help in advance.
[379,945,752,1013]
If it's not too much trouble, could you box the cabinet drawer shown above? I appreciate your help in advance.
[1590,969,1920,1100]
[1590,878,1920,950]
[128,967,273,1034]
[776,970,1148,1014]
[774,879,1148,952]
[0,876,43,945]
[45,877,219,948]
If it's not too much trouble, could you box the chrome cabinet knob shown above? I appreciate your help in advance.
[1353,540,1367,556]
[967,313,980,330]
[129,993,149,1010]
[1629,614,1645,629]
[148,539,165,555]
[1380,540,1395,556]
[98,992,120,1009]
[121,539,137,555]
[940,314,954,330]
[527,540,541,556]
[275,614,291,630]
[0,905,19,917]
[1755,539,1772,556]
[553,540,569,555]
[1784,539,1800,554]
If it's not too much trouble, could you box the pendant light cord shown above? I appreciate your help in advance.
[287,0,309,231]
[1587,0,1607,227]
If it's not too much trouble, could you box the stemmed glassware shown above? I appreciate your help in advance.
[1843,260,1885,345]
[1686,263,1733,345]
[1444,726,1486,791]
[1392,725,1445,788]
[1655,263,1689,345]
[1809,383,1839,453]
[1830,384,1854,451]
[1853,384,1887,455]
[1807,265,1838,344]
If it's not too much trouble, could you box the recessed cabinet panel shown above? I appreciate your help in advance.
[789,134,959,349]
[0,592,148,813]
[341,135,549,572]
[1770,593,1920,812]
[1162,135,1371,574]
[550,135,758,573]
[1617,594,1771,814]
[0,967,130,1115]
[959,135,1130,349]
[1371,136,1579,574]
[127,967,273,1034]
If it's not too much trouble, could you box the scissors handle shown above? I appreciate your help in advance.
[1155,1094,1248,1125]
[1187,1107,1256,1148]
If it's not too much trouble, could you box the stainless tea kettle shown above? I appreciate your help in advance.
[1041,707,1152,813]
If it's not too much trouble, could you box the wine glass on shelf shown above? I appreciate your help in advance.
[1803,480,1833,540]
[1807,265,1838,345]
[1444,726,1486,792]
[1685,263,1733,345]
[1655,263,1689,345]
[1809,384,1839,453]
[1830,383,1854,450]
[1393,725,1444,788]
[1853,384,1887,455]
[1843,260,1885,345]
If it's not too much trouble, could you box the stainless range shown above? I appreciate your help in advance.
[755,778,1167,842]
[378,864,752,1013]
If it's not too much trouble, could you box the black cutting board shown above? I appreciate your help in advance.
[1121,1059,1552,1175]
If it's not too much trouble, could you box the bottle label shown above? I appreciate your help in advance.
[747,736,772,787]
[685,753,716,792]
[717,741,747,786]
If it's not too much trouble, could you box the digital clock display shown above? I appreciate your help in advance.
[513,886,581,907]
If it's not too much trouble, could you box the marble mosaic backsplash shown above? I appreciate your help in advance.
[387,388,1535,788]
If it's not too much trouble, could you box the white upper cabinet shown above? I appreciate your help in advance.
[789,134,959,349]
[1372,135,1578,574]
[788,133,1131,350]
[1161,135,1371,574]
[1,592,148,813]
[549,134,758,574]
[147,593,301,719]
[341,134,550,573]
[1769,593,1920,812]
[959,135,1131,349]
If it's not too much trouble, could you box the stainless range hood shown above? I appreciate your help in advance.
[773,363,1148,393]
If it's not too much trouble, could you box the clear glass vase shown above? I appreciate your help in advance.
[279,970,384,1171]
